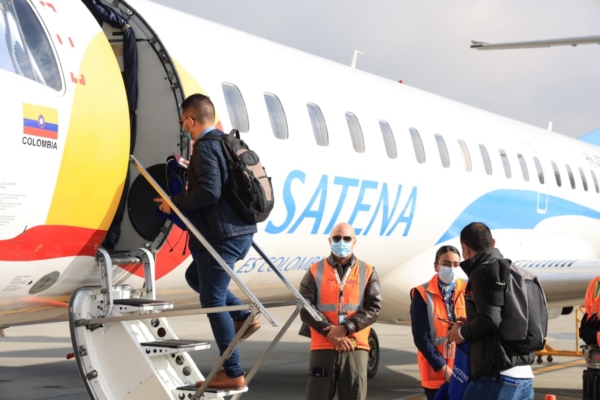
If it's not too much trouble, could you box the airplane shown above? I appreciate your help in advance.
[1,0,599,395]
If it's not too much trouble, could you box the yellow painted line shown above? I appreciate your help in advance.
[533,359,586,375]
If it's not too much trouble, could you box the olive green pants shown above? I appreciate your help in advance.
[306,349,368,400]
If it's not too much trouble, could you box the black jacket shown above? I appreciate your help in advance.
[171,129,257,250]
[299,254,382,337]
[460,248,534,381]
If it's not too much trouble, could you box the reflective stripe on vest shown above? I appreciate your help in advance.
[315,259,367,313]
[309,258,373,351]
[421,282,446,346]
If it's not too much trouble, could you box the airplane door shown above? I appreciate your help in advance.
[524,142,548,214]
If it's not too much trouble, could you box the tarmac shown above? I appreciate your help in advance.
[0,306,585,400]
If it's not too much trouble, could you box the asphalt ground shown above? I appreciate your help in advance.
[0,306,585,400]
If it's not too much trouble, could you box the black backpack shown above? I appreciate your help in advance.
[488,259,548,354]
[201,129,274,224]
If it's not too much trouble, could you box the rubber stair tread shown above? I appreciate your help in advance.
[176,385,248,394]
[140,339,209,349]
[113,298,172,306]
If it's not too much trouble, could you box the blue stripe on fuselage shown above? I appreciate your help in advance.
[435,189,600,244]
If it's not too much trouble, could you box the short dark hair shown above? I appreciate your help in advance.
[181,93,215,125]
[434,245,460,264]
[460,222,493,252]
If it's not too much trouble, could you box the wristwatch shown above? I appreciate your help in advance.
[342,323,350,335]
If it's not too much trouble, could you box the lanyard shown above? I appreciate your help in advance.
[335,265,352,312]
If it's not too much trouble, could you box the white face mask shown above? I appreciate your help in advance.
[438,266,458,284]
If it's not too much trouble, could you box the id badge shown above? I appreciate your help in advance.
[338,312,347,325]
[444,341,456,359]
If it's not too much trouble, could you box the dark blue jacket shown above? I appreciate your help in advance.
[171,129,257,250]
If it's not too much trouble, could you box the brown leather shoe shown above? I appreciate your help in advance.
[233,315,261,342]
[196,370,246,390]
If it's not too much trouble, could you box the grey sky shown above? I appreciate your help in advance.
[152,0,600,138]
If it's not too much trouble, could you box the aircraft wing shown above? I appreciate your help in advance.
[471,35,600,50]
[514,259,598,310]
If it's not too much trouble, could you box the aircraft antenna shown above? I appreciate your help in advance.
[548,121,553,131]
[351,50,363,68]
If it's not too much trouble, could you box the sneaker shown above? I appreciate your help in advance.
[233,315,261,342]
[195,370,245,390]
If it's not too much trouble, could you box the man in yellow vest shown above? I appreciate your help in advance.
[410,245,467,400]
[299,222,382,400]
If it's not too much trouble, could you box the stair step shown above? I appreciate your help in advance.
[176,385,248,398]
[112,298,173,313]
[141,340,210,356]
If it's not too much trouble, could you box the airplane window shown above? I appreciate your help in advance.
[379,120,397,159]
[565,164,576,189]
[0,0,62,90]
[517,154,529,181]
[409,127,426,164]
[579,167,588,192]
[264,93,288,140]
[479,144,492,175]
[222,83,249,132]
[458,139,472,172]
[307,103,328,146]
[434,134,450,168]
[345,112,365,153]
[499,149,511,178]
[591,170,599,193]
[533,157,544,184]
[551,161,561,187]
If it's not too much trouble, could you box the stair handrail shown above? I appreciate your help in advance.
[130,155,323,323]
[130,155,278,326]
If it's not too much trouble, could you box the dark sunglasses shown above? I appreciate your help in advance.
[331,235,353,243]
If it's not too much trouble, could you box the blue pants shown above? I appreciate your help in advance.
[185,235,253,377]
[463,373,534,400]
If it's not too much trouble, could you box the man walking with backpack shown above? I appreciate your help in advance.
[155,93,259,390]
[448,222,536,400]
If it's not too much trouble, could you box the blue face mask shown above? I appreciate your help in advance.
[182,119,192,141]
[331,240,352,258]
[438,266,458,284]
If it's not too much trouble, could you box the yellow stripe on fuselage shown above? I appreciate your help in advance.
[172,58,221,126]
[46,32,130,230]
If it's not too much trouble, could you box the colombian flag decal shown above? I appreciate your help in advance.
[23,104,59,140]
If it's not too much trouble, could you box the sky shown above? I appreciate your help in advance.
[152,0,600,138]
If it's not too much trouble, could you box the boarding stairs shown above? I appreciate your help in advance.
[68,155,322,400]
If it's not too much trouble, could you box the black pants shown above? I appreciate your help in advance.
[424,387,438,400]
[306,349,368,400]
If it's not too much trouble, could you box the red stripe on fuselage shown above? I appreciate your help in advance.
[0,225,104,261]
[118,226,189,279]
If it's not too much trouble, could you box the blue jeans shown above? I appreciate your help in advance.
[185,235,253,378]
[463,373,534,400]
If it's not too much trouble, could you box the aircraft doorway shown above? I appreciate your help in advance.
[85,0,186,252]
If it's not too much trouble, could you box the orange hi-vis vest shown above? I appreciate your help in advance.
[309,258,374,351]
[411,275,467,389]
[585,275,600,316]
